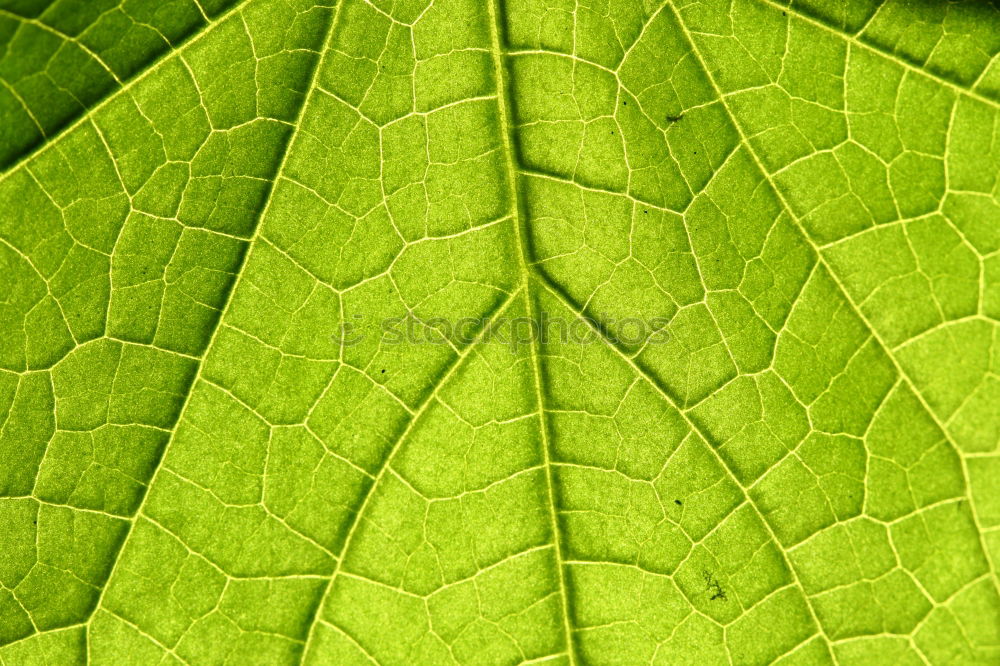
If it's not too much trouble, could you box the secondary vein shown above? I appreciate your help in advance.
[0,0,256,181]
[671,0,1000,604]
[83,1,344,656]
[298,286,524,662]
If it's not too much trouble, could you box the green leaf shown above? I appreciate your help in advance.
[1,0,999,663]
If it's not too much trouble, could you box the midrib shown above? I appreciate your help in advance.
[485,0,579,662]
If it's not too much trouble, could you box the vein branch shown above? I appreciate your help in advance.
[755,0,1000,112]
[532,269,829,647]
[672,0,1000,601]
[0,0,256,181]
[298,287,524,661]
[82,1,343,654]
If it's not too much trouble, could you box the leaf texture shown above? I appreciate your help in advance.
[1,0,999,663]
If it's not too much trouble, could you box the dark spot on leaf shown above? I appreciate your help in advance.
[674,499,682,506]
[702,570,727,601]
[381,369,386,374]
[666,114,684,123]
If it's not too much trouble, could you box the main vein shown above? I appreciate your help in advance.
[486,0,578,662]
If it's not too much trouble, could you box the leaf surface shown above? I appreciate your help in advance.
[1,0,999,663]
